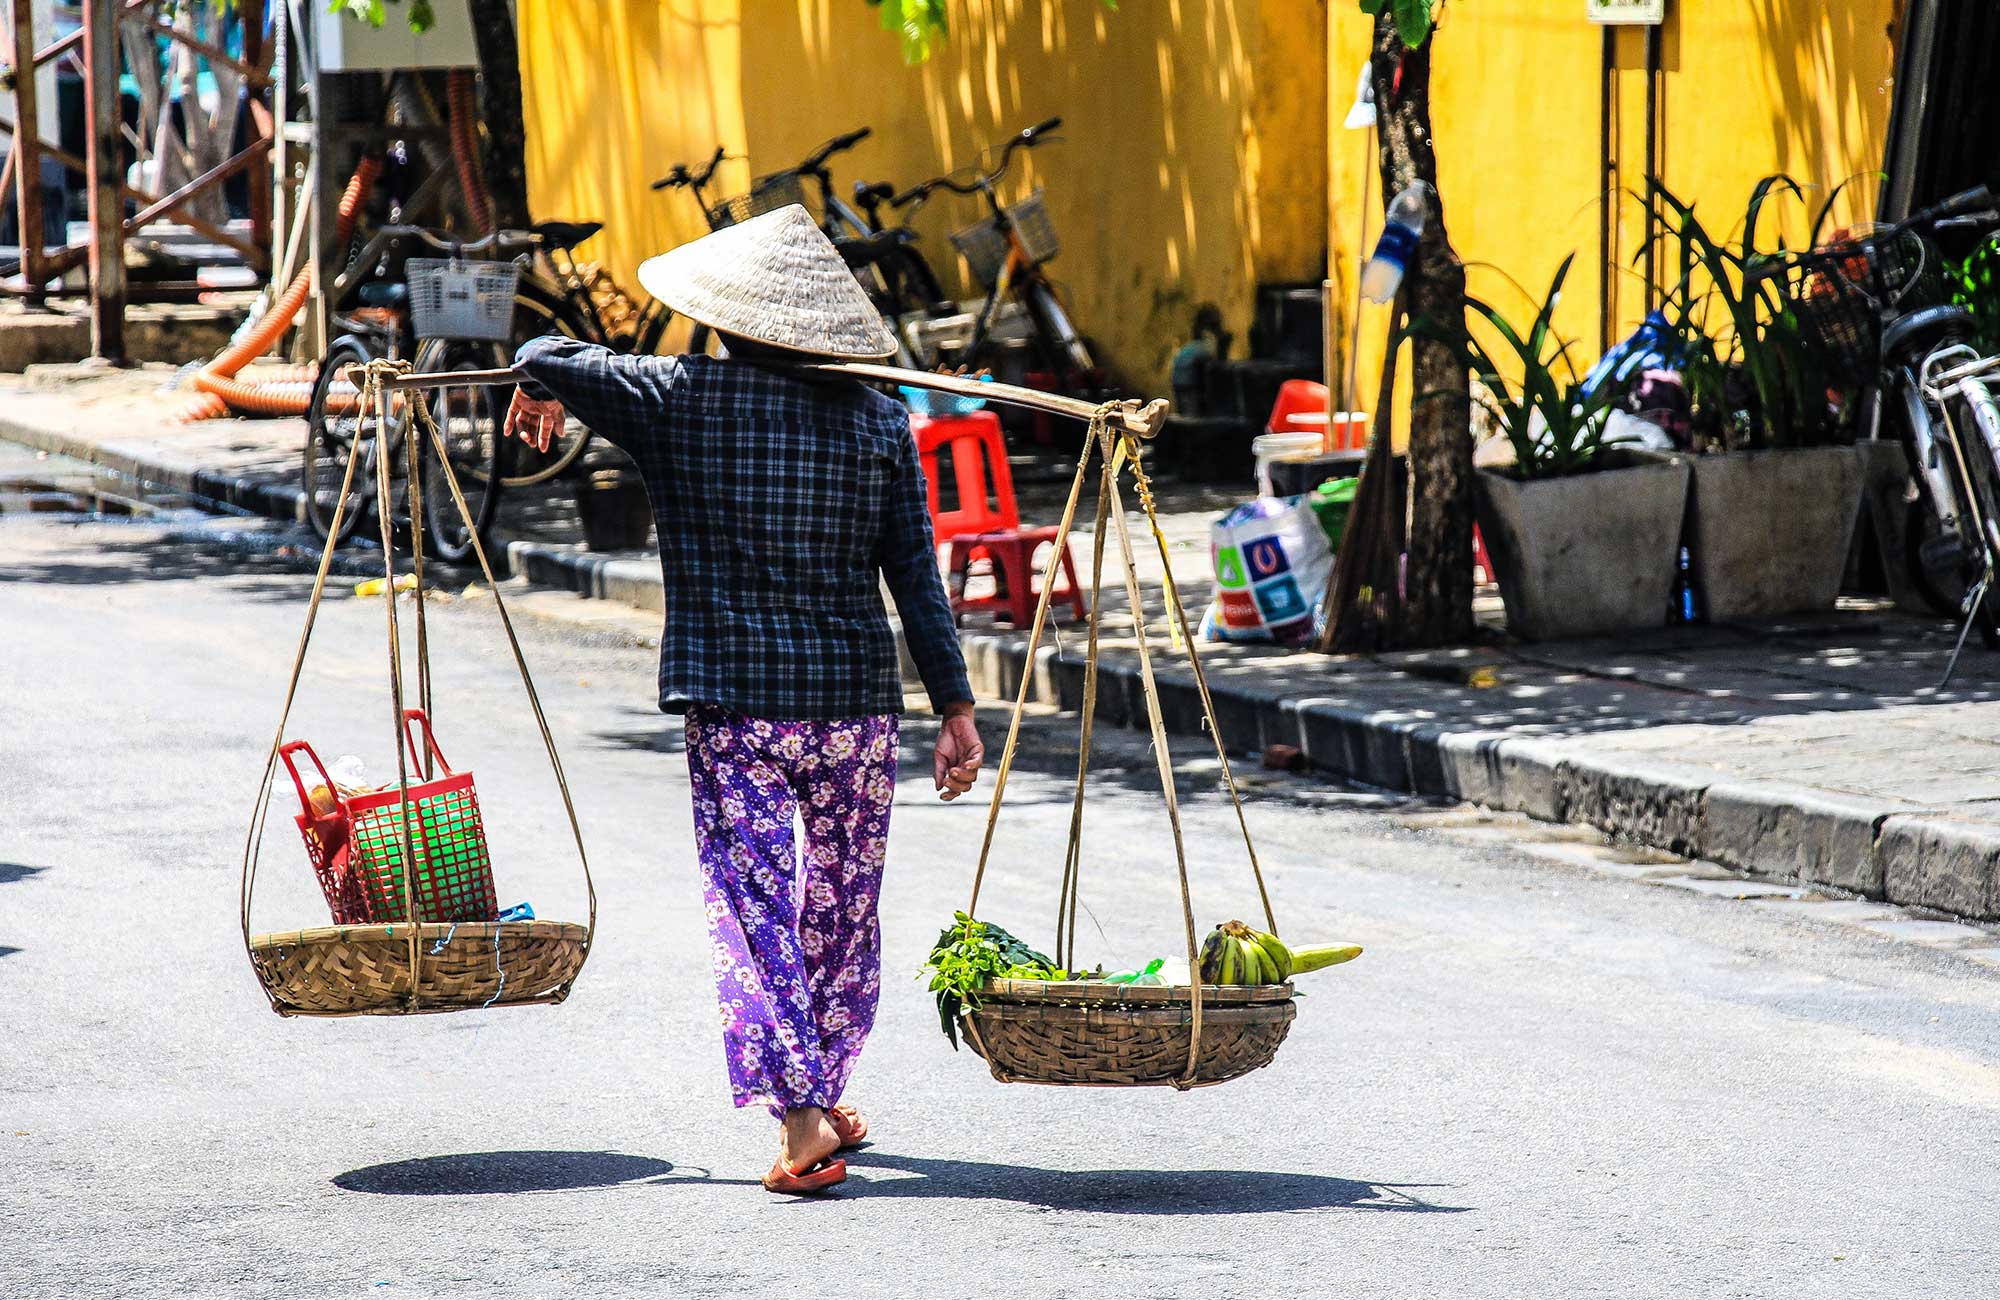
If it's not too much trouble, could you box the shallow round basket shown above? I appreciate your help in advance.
[247,920,590,1017]
[962,979,1296,1088]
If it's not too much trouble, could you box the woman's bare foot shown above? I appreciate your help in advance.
[779,1106,841,1173]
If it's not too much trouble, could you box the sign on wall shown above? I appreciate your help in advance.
[1588,0,1666,23]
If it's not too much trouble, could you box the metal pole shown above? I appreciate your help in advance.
[1643,21,1661,315]
[240,0,271,259]
[1598,25,1614,354]
[83,0,124,359]
[8,0,47,305]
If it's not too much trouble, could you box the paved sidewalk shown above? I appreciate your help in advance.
[8,363,2000,920]
[958,605,2000,921]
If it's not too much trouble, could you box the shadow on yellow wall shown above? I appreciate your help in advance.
[519,0,1329,391]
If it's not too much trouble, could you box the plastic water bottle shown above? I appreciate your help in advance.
[1361,183,1427,303]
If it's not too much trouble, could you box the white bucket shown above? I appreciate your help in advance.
[1252,431,1325,498]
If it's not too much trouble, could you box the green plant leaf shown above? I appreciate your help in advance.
[1404,249,1619,479]
[1358,0,1434,46]
[1809,171,1880,247]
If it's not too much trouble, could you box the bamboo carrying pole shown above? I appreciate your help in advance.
[349,362,1171,439]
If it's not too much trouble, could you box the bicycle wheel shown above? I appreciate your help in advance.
[303,335,380,546]
[502,283,597,487]
[1949,382,2000,649]
[884,245,947,310]
[1023,278,1096,378]
[414,338,505,565]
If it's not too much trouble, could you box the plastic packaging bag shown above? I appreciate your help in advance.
[1203,496,1332,645]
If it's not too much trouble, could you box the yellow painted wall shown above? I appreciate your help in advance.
[1327,0,1899,415]
[518,0,1330,391]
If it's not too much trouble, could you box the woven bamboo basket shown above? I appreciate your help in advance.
[241,364,598,1021]
[962,979,1297,1087]
[247,921,589,1017]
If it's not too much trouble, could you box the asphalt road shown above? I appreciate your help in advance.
[4,514,1999,1299]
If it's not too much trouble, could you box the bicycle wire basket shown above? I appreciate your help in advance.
[406,257,521,341]
[1760,226,1953,388]
[706,171,810,231]
[950,189,1061,289]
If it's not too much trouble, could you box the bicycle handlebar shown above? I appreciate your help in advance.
[887,117,1064,209]
[653,146,728,191]
[372,225,535,254]
[1904,185,1999,233]
[799,127,871,174]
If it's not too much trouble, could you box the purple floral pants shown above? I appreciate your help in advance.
[683,704,899,1117]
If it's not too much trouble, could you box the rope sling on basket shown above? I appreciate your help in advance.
[239,358,596,1018]
[953,401,1296,1090]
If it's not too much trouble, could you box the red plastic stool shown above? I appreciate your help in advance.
[913,411,1085,626]
[944,528,1085,627]
[1473,525,1494,585]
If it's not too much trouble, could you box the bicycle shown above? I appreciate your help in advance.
[887,117,1101,393]
[1763,185,2000,677]
[487,134,902,487]
[303,226,518,563]
[663,130,935,366]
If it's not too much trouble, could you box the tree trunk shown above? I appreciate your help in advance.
[468,0,530,228]
[1369,15,1474,647]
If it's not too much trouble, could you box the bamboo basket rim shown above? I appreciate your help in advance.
[980,978,1294,1005]
[250,919,589,950]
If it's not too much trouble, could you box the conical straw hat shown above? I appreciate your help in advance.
[637,205,896,360]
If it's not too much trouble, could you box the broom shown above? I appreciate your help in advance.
[1315,292,1407,653]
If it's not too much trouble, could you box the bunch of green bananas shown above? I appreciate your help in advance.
[1198,919,1363,986]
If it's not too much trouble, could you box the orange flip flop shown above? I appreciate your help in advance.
[828,1105,870,1149]
[762,1156,847,1195]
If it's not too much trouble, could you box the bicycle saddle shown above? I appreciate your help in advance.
[357,282,409,307]
[1882,305,1977,365]
[531,220,605,252]
[833,227,916,270]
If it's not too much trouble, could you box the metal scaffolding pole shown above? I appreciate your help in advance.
[8,0,48,304]
[84,0,125,359]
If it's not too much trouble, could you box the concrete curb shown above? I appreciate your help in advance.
[0,411,306,526]
[505,541,663,613]
[950,629,2000,922]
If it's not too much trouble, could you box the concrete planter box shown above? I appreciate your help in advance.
[1474,452,1691,641]
[1687,446,1866,620]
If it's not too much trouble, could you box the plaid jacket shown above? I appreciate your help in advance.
[515,336,971,720]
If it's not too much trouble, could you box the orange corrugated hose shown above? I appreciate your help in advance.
[446,69,494,236]
[179,155,382,421]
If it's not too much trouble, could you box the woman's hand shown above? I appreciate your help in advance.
[933,701,984,802]
[504,389,566,453]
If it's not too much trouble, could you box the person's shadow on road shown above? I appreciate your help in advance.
[335,1150,696,1195]
[836,1152,1465,1215]
[332,1150,1465,1215]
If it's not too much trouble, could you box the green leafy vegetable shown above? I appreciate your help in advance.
[924,912,1065,1050]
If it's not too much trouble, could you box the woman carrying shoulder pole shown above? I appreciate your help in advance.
[503,206,983,1195]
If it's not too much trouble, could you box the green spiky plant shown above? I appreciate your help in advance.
[1408,253,1624,479]
[1640,174,1864,451]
